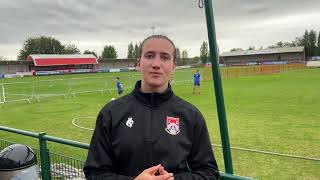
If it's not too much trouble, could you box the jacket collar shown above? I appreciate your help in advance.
[133,80,173,107]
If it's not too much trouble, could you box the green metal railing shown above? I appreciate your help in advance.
[204,0,233,174]
[0,139,86,180]
[0,126,254,180]
[0,126,88,180]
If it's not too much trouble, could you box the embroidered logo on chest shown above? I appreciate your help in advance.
[165,116,180,135]
[126,117,134,128]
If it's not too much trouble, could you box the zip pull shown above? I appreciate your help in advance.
[185,159,191,171]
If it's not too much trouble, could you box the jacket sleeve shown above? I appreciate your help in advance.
[83,110,134,180]
[173,111,219,180]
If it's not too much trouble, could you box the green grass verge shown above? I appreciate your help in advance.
[0,68,319,179]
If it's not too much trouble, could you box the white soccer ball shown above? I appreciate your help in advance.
[111,98,116,101]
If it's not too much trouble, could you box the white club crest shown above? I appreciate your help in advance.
[126,117,134,128]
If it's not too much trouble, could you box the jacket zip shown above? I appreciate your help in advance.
[149,93,154,163]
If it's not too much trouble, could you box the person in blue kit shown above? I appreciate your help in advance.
[84,35,219,180]
[116,77,123,97]
[193,69,201,95]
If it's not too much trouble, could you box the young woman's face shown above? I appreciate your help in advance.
[137,38,176,93]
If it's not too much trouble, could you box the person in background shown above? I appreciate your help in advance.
[193,69,201,95]
[116,77,123,97]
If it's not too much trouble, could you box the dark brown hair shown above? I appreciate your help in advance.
[138,35,176,61]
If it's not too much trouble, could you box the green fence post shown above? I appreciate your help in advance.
[203,0,234,174]
[39,132,51,180]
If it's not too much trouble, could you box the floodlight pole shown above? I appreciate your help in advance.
[151,26,155,35]
[204,0,233,174]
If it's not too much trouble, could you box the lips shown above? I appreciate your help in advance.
[150,72,162,75]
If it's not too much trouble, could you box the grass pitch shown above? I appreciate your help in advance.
[0,68,319,179]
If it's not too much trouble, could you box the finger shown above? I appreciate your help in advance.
[152,165,164,176]
[159,166,168,175]
[154,173,173,180]
[159,166,164,174]
[144,164,162,174]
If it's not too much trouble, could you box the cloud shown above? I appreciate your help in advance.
[0,0,320,59]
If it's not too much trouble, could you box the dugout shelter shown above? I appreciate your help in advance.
[219,46,305,66]
[27,54,98,75]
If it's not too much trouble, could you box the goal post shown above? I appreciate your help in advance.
[0,83,6,103]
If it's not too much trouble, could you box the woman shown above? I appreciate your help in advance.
[84,35,219,180]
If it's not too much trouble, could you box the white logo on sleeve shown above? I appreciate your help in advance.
[126,117,134,128]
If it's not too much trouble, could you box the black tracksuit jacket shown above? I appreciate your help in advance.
[84,81,219,179]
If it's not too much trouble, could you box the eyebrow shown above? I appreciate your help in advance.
[144,51,171,56]
[160,52,171,57]
[144,51,155,54]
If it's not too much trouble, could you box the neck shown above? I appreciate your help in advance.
[140,81,168,93]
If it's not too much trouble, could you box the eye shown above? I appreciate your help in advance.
[161,54,171,61]
[144,53,154,59]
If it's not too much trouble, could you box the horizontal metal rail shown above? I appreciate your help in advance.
[212,144,320,162]
[0,125,255,180]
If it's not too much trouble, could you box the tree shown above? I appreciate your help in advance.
[0,56,8,61]
[182,50,188,59]
[300,29,317,57]
[266,29,320,57]
[293,37,303,46]
[83,50,97,58]
[200,41,209,64]
[127,42,134,58]
[302,30,310,56]
[101,45,117,59]
[64,43,80,54]
[192,56,201,64]
[308,30,317,57]
[268,40,299,49]
[134,43,140,58]
[283,42,295,47]
[17,36,64,60]
[276,41,284,48]
[230,48,243,51]
[181,50,188,65]
[268,45,276,49]
[247,46,255,50]
[317,31,320,56]
[175,47,182,65]
[176,48,181,60]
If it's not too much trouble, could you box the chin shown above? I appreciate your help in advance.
[148,82,163,87]
[146,80,166,87]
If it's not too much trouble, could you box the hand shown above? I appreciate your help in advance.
[159,166,174,180]
[134,164,174,180]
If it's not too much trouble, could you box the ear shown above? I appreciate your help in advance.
[172,61,176,74]
[136,59,141,71]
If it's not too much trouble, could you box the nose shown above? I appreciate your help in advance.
[151,55,161,69]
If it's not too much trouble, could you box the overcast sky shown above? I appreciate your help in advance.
[1,0,320,60]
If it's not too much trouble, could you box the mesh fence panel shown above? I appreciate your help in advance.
[34,79,69,98]
[0,139,86,180]
[69,77,107,95]
[49,152,85,180]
